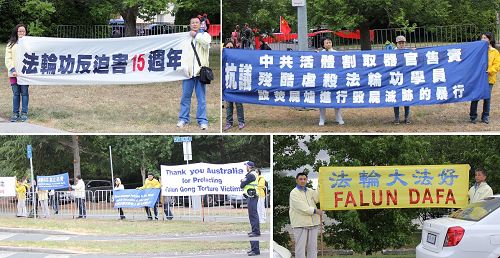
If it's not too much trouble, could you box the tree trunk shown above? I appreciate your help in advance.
[140,151,146,181]
[360,22,372,50]
[120,6,139,37]
[71,135,81,180]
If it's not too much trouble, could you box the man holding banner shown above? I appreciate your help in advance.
[137,172,161,220]
[177,16,212,130]
[289,172,322,258]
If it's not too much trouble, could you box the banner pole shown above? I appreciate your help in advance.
[29,157,36,220]
[109,146,114,188]
[320,213,324,258]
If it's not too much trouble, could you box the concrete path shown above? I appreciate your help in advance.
[0,117,66,133]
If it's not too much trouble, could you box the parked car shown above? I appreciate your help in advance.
[226,168,271,208]
[416,195,500,258]
[172,194,226,207]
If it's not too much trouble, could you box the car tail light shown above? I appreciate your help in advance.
[444,226,465,247]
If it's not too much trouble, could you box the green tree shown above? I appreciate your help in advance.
[173,0,220,25]
[90,0,171,37]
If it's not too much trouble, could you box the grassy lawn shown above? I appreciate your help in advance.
[0,240,269,254]
[0,217,269,235]
[0,43,221,133]
[327,256,414,258]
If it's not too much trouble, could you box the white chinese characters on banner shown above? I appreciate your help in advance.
[17,33,197,85]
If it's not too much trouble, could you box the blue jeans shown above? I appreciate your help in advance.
[226,102,244,125]
[11,84,29,114]
[179,77,207,125]
[470,84,493,121]
[394,106,410,120]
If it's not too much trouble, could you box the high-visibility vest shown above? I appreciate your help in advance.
[243,171,258,196]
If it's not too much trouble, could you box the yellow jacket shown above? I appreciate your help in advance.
[487,47,500,84]
[468,182,493,203]
[15,181,28,200]
[4,43,18,77]
[257,176,266,198]
[138,178,161,189]
[289,186,320,228]
[186,32,211,78]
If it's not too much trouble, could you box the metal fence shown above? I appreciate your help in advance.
[243,24,500,51]
[0,189,269,222]
[56,24,221,45]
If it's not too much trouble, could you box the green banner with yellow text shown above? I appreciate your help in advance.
[319,165,470,210]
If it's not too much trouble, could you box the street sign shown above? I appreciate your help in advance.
[174,136,192,143]
[27,145,32,159]
[183,141,192,161]
[292,0,305,6]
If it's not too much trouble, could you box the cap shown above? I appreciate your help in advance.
[245,161,255,167]
[396,35,406,43]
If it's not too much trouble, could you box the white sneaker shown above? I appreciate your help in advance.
[337,120,345,125]
[319,120,325,126]
[200,124,208,130]
[176,120,186,128]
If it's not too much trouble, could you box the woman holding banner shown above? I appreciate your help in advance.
[4,24,29,122]
[37,188,49,218]
[469,32,500,124]
[319,37,344,126]
[114,178,125,220]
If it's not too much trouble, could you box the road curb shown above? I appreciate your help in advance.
[0,246,85,254]
[0,227,83,236]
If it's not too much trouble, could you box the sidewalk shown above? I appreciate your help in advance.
[0,117,66,133]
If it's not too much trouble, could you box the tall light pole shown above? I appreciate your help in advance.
[293,0,308,51]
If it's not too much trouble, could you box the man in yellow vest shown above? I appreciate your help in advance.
[137,172,161,220]
[468,168,493,204]
[240,161,260,256]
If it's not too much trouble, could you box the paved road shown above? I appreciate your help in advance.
[0,250,270,258]
[0,231,270,242]
[0,117,66,133]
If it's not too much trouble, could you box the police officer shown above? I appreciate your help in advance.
[240,161,260,256]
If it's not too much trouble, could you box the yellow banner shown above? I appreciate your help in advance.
[319,165,470,210]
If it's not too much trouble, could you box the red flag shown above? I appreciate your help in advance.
[280,16,291,34]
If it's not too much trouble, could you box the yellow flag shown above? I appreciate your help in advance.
[319,165,470,210]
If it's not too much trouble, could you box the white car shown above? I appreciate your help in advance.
[416,195,500,258]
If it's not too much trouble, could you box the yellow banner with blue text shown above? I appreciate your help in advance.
[319,165,470,210]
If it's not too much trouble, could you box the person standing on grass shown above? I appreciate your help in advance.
[4,24,29,122]
[137,172,161,220]
[256,169,267,224]
[393,35,411,125]
[37,187,49,218]
[223,40,245,131]
[114,178,125,220]
[469,32,500,124]
[177,16,212,130]
[318,37,344,126]
[71,175,86,219]
[49,189,59,215]
[15,177,29,217]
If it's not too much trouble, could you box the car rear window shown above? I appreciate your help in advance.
[450,197,500,221]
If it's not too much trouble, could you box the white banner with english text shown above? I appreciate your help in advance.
[0,177,16,197]
[16,33,192,85]
[160,162,246,196]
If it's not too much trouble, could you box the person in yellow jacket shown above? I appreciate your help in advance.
[256,169,267,224]
[37,187,49,218]
[468,168,493,203]
[470,32,500,124]
[15,177,29,217]
[137,172,161,220]
[4,24,30,122]
[289,172,322,258]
